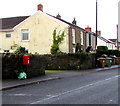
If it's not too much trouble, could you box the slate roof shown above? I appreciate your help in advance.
[109,39,117,42]
[0,13,87,33]
[0,16,29,30]
[48,13,86,32]
[0,12,90,33]
[0,12,115,46]
[109,39,120,46]
[0,13,111,41]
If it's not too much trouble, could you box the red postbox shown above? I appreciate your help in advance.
[23,55,30,65]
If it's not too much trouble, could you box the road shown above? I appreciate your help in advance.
[2,68,119,104]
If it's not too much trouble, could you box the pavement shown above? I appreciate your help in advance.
[1,65,120,91]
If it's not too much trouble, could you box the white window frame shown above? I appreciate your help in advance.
[72,47,76,53]
[6,32,11,38]
[81,31,83,45]
[72,29,76,44]
[86,33,89,48]
[21,29,29,41]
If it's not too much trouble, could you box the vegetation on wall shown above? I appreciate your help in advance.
[51,29,65,54]
[13,46,27,54]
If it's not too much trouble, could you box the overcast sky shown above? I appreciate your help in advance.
[0,0,119,39]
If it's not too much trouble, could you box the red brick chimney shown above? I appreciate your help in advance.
[37,4,43,11]
[85,26,92,32]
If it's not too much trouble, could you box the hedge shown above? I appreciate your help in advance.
[97,50,120,57]
[97,46,108,51]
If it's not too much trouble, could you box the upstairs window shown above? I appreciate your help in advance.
[72,29,76,44]
[80,31,83,45]
[21,29,29,41]
[6,32,11,38]
[89,34,91,46]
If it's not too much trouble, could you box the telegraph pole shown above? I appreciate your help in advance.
[95,0,98,50]
[95,0,98,68]
[117,24,119,49]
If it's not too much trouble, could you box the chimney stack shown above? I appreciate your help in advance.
[97,31,101,35]
[85,26,92,32]
[56,13,61,19]
[72,17,77,25]
[37,4,43,11]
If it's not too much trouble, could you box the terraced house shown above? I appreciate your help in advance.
[0,4,115,54]
[0,4,88,54]
[0,4,69,54]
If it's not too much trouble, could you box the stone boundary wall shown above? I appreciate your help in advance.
[2,53,96,79]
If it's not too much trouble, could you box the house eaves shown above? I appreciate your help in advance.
[47,13,86,32]
[97,35,108,43]
[52,15,96,35]
[109,39,117,42]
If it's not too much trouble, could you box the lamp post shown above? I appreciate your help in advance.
[95,0,98,50]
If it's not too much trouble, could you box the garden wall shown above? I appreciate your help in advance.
[2,53,96,79]
[45,53,96,70]
[2,54,45,79]
[3,51,120,79]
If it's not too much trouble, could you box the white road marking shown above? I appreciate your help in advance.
[6,94,32,96]
[47,94,55,97]
[109,100,113,102]
[30,75,119,104]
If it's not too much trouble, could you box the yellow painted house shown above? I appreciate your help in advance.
[0,10,69,54]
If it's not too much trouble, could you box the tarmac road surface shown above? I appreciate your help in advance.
[2,68,119,104]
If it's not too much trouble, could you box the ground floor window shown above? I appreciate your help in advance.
[72,47,76,53]
[6,32,11,38]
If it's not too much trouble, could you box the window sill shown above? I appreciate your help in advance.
[6,37,11,38]
[21,40,30,42]
[72,42,76,45]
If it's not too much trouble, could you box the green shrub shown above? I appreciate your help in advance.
[97,46,108,51]
[51,44,61,54]
[51,29,65,54]
[97,49,120,57]
[14,46,26,54]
